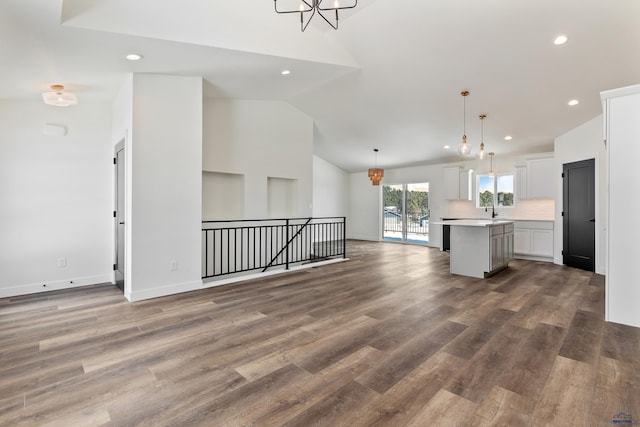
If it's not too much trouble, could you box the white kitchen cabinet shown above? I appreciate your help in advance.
[531,229,554,257]
[526,157,554,199]
[601,83,640,328]
[515,165,527,200]
[513,228,531,253]
[513,221,554,261]
[444,167,473,200]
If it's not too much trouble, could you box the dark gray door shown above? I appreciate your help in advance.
[563,159,595,271]
[115,144,125,290]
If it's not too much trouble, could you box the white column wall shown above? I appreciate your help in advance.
[0,100,113,297]
[312,155,349,217]
[127,74,203,301]
[202,99,313,219]
[554,115,607,274]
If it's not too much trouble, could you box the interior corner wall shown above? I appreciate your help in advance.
[128,74,203,301]
[312,155,349,218]
[202,99,313,219]
[554,115,606,274]
[0,100,113,297]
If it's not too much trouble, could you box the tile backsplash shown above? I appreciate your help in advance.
[447,199,555,221]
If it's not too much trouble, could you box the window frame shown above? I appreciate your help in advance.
[476,172,515,209]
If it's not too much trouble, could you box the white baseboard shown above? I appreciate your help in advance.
[0,274,113,299]
[125,279,203,302]
[202,258,349,289]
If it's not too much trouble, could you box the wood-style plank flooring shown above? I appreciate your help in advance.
[1,240,639,426]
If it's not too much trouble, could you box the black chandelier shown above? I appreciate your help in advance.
[274,0,358,32]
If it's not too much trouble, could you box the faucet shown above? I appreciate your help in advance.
[485,205,498,218]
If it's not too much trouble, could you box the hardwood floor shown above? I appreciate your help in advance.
[1,240,639,426]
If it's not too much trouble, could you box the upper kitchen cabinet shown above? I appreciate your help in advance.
[444,166,473,200]
[516,156,554,200]
[527,157,554,199]
[601,83,640,328]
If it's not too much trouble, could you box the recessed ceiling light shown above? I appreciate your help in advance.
[125,53,144,61]
[553,35,568,45]
[443,145,450,150]
[504,136,513,141]
[281,70,291,75]
[568,99,579,106]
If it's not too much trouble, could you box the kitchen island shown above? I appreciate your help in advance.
[441,220,514,278]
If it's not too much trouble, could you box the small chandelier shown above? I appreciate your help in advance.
[458,90,471,156]
[478,114,486,160]
[274,0,358,32]
[42,85,77,107]
[368,148,384,186]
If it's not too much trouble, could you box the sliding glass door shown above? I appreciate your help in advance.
[383,182,429,243]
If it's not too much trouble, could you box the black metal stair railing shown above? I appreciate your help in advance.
[201,217,346,279]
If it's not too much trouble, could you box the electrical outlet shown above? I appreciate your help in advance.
[57,257,66,268]
[170,260,177,271]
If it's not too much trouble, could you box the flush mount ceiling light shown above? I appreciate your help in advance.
[478,114,487,160]
[275,0,357,32]
[42,85,77,107]
[125,53,143,61]
[458,90,472,157]
[553,35,568,45]
[281,70,291,75]
[568,99,579,106]
[368,148,384,186]
[504,135,513,141]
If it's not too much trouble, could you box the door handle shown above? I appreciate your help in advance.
[588,218,595,222]
[119,222,125,225]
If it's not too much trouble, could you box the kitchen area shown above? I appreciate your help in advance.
[438,154,555,278]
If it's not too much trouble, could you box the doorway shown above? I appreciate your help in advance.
[383,182,429,244]
[563,159,595,271]
[114,141,125,290]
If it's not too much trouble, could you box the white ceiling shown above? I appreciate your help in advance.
[2,0,639,172]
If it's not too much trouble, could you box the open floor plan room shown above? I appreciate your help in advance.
[1,241,637,426]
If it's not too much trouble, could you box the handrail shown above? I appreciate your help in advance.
[262,218,312,272]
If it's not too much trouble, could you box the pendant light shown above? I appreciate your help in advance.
[488,152,496,177]
[478,114,486,160]
[368,148,384,186]
[458,90,471,156]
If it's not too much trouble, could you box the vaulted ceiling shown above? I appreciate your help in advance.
[2,0,639,171]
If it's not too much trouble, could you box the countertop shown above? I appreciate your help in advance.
[439,217,553,222]
[438,219,513,227]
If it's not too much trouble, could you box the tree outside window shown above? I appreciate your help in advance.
[477,174,514,208]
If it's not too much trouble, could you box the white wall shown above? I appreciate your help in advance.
[313,155,349,217]
[127,74,203,301]
[554,115,607,274]
[202,99,313,219]
[0,100,113,297]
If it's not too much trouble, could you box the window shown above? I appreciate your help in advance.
[477,174,514,208]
